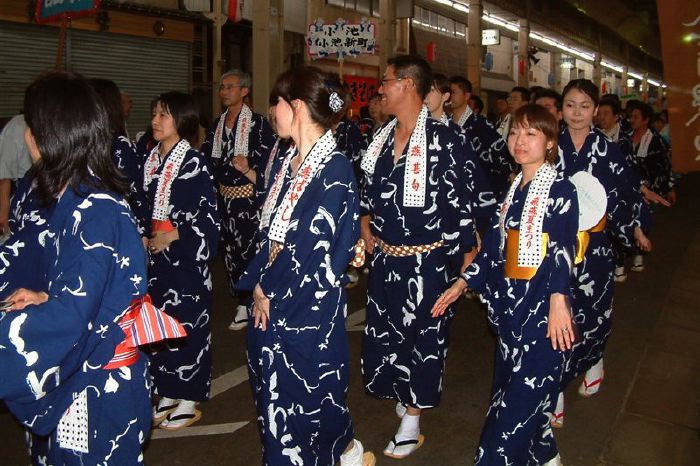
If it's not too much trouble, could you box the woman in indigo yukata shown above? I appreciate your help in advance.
[436,104,579,466]
[0,71,152,465]
[141,92,220,430]
[236,66,375,466]
[360,56,472,460]
[552,79,651,426]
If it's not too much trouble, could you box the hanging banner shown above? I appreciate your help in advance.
[307,18,376,60]
[657,5,700,173]
[344,76,380,112]
[36,0,100,24]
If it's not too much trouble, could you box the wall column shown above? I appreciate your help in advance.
[593,51,602,90]
[379,0,396,74]
[252,0,284,114]
[467,0,483,93]
[517,18,529,87]
[551,51,562,92]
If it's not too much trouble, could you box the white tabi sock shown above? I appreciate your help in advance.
[340,439,364,466]
[396,412,420,440]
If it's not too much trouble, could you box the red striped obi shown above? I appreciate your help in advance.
[103,294,187,370]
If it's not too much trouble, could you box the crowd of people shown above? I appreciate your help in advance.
[0,53,675,466]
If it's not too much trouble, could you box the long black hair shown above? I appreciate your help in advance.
[24,71,128,204]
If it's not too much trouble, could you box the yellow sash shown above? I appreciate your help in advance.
[504,229,549,280]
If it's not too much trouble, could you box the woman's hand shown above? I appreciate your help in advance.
[431,278,467,318]
[360,215,376,253]
[640,185,671,207]
[149,229,179,254]
[666,189,677,206]
[634,227,652,252]
[5,288,48,311]
[547,293,575,351]
[253,284,270,331]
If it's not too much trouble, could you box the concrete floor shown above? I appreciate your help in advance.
[1,173,698,465]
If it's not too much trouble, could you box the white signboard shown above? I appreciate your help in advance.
[482,29,501,46]
[307,18,376,59]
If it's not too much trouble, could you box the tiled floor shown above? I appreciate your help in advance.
[1,174,698,465]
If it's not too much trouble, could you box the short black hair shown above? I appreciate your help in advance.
[89,78,126,138]
[469,95,484,114]
[448,75,472,94]
[387,55,433,99]
[432,73,450,94]
[598,96,621,115]
[272,66,350,129]
[511,86,531,102]
[154,91,199,143]
[495,94,508,102]
[24,71,127,204]
[634,102,654,121]
[533,88,563,111]
[562,79,599,106]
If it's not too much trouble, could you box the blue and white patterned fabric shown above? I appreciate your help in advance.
[0,182,152,465]
[201,110,275,307]
[237,141,360,465]
[139,144,220,402]
[464,175,578,465]
[556,127,644,388]
[360,117,468,409]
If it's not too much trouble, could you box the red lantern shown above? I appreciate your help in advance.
[518,59,526,76]
[426,42,437,64]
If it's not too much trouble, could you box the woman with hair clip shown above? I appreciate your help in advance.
[236,66,374,466]
[551,79,651,427]
[0,71,153,465]
[434,104,579,466]
[141,91,220,430]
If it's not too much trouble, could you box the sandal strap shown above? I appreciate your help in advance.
[156,403,178,414]
[167,412,197,422]
[392,436,419,447]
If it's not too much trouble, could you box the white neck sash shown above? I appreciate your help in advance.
[143,139,191,222]
[499,163,557,267]
[211,104,253,160]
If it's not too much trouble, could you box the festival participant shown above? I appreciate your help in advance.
[236,66,374,466]
[143,91,220,430]
[496,86,531,138]
[0,71,152,465]
[449,75,514,198]
[553,79,651,425]
[533,88,564,126]
[628,102,676,271]
[361,56,469,459]
[89,79,143,217]
[434,104,579,466]
[201,69,275,331]
[424,73,496,233]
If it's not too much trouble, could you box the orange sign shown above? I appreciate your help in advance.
[657,5,700,172]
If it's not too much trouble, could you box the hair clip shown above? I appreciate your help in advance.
[329,91,343,113]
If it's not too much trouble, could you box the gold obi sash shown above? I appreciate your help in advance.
[575,216,607,265]
[504,229,549,280]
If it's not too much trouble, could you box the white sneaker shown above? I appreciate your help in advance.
[613,266,627,283]
[578,358,604,397]
[631,254,644,272]
[228,304,248,330]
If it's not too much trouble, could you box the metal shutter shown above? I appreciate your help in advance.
[68,29,191,135]
[0,21,62,117]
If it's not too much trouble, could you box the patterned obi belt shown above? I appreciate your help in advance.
[268,239,367,268]
[376,238,444,257]
[219,183,255,199]
[103,294,187,370]
[504,229,549,280]
[575,216,607,265]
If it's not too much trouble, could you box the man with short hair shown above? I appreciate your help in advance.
[497,86,531,138]
[449,75,514,199]
[533,88,563,125]
[0,114,32,238]
[202,69,275,330]
[361,55,471,460]
[492,94,509,128]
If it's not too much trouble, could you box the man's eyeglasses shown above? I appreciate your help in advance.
[380,77,404,85]
[220,84,243,91]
